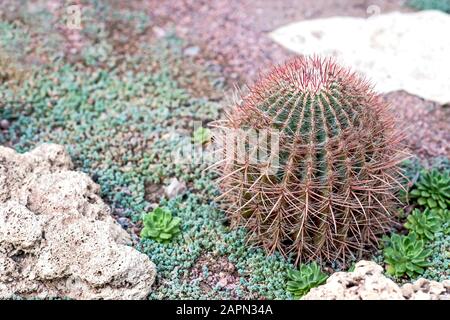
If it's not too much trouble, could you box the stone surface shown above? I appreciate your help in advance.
[270,11,450,104]
[0,119,10,130]
[164,177,187,198]
[302,260,450,300]
[402,278,450,300]
[0,144,156,300]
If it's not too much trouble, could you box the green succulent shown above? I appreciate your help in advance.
[193,127,211,144]
[409,169,450,210]
[433,208,450,235]
[383,233,432,278]
[141,207,181,243]
[432,208,450,221]
[286,262,328,299]
[404,209,442,241]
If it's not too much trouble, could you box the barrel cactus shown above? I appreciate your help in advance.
[212,56,407,264]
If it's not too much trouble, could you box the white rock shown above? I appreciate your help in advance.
[404,278,449,300]
[302,260,449,300]
[217,277,228,288]
[302,260,405,300]
[270,11,450,104]
[184,46,200,56]
[0,144,156,300]
[164,177,187,198]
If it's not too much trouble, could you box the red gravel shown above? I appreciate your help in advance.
[384,91,450,160]
[147,0,410,84]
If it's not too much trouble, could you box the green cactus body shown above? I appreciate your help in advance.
[213,56,407,264]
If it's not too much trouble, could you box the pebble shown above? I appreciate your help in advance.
[153,26,166,38]
[144,203,158,212]
[217,277,228,288]
[131,234,140,244]
[164,178,187,198]
[401,283,414,299]
[0,119,10,129]
[117,217,130,229]
[184,46,200,57]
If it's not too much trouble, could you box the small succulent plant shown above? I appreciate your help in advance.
[409,169,450,210]
[286,262,328,299]
[433,208,450,221]
[404,208,442,241]
[383,233,431,278]
[433,208,450,235]
[141,207,181,243]
[193,127,211,144]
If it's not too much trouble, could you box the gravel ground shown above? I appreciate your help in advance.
[184,253,263,300]
[147,0,411,84]
[385,91,450,159]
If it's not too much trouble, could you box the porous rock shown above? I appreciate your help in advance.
[164,177,187,198]
[0,144,156,300]
[302,260,449,300]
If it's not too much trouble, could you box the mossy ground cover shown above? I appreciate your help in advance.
[0,1,448,299]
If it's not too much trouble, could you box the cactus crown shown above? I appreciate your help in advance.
[213,56,407,264]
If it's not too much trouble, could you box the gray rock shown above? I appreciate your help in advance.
[117,217,130,229]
